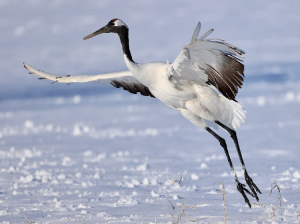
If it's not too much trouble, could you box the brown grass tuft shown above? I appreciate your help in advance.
[168,201,197,223]
[24,215,41,224]
[167,167,182,185]
[269,183,282,216]
[250,183,283,223]
[216,183,228,224]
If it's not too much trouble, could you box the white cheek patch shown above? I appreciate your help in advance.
[114,19,128,29]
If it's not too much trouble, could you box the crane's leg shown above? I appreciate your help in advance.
[215,121,261,201]
[206,127,254,208]
[180,109,254,207]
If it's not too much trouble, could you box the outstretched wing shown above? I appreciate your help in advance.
[23,63,155,98]
[168,22,245,100]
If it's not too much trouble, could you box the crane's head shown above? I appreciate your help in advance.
[83,18,128,40]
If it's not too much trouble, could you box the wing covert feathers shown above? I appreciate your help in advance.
[23,62,155,98]
[170,23,245,100]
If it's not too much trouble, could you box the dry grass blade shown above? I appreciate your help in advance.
[169,201,176,224]
[24,215,35,224]
[168,200,197,223]
[269,183,282,216]
[253,203,264,220]
[167,167,182,185]
[24,215,42,224]
[216,183,228,224]
[247,214,258,220]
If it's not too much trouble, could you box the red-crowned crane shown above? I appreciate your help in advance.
[23,18,261,207]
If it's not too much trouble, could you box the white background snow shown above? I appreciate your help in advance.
[1,0,300,223]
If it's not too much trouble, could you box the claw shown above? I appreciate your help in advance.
[244,171,261,202]
[237,182,252,208]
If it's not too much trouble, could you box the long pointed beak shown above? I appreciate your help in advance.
[83,25,109,40]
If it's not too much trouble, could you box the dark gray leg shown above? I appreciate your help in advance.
[206,127,254,208]
[215,121,261,201]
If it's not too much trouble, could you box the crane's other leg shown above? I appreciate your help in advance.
[205,127,253,208]
[180,109,253,208]
[215,120,261,201]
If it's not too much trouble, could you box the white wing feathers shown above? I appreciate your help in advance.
[198,28,214,41]
[23,62,132,84]
[168,22,245,100]
[167,48,208,85]
[191,22,201,43]
[23,62,155,98]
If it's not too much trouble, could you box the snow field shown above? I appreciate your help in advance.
[1,81,300,223]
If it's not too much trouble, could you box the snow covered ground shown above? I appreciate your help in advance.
[1,81,300,223]
[1,0,300,223]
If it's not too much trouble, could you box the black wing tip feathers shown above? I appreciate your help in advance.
[205,52,245,100]
[110,80,155,98]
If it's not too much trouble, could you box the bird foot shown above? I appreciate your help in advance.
[236,182,254,208]
[245,171,261,202]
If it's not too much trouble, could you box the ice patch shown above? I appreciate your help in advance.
[204,154,224,161]
[117,197,139,206]
[196,204,210,207]
[282,170,291,176]
[151,190,160,197]
[57,174,65,180]
[285,92,295,101]
[172,195,180,200]
[96,212,115,220]
[75,172,81,178]
[20,174,33,183]
[26,174,33,183]
[200,163,208,169]
[77,203,87,209]
[83,150,93,157]
[277,177,290,181]
[205,190,217,194]
[256,96,266,106]
[191,173,199,180]
[131,179,140,186]
[0,210,8,216]
[136,163,148,171]
[62,157,72,166]
[73,95,81,104]
[24,120,34,129]
[293,170,300,178]
[260,150,288,157]
[84,152,106,163]
[93,172,100,179]
[143,177,149,185]
[73,125,82,136]
[151,178,158,185]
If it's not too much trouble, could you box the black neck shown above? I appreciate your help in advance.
[117,27,134,63]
